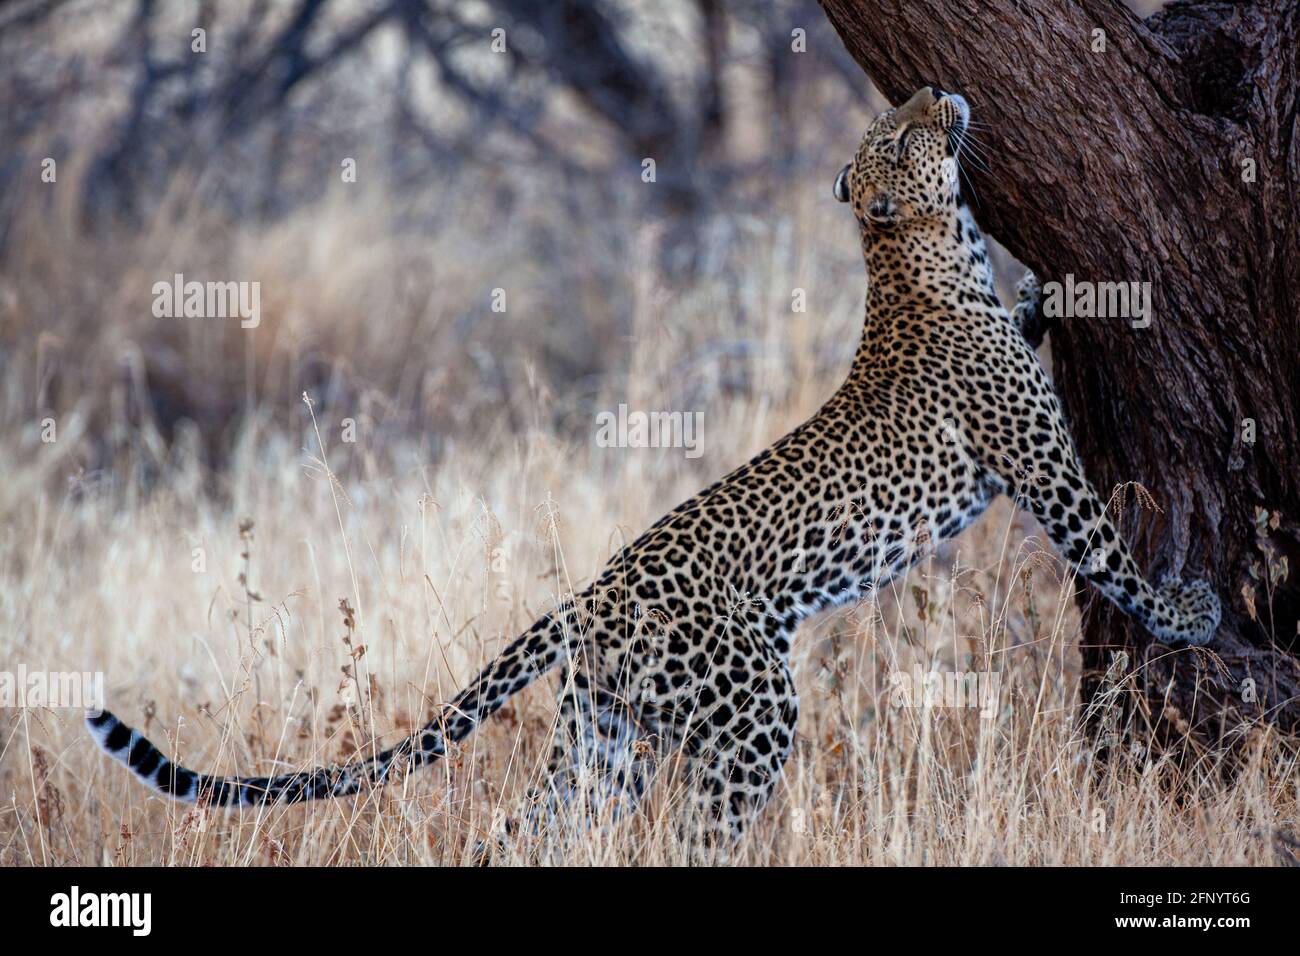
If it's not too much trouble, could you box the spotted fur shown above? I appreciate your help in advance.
[90,87,1220,851]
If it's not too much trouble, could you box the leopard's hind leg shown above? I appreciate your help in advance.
[477,675,656,863]
[678,655,799,862]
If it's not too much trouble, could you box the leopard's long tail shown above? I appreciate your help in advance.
[87,606,581,807]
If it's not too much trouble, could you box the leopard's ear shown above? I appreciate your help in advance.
[833,164,852,203]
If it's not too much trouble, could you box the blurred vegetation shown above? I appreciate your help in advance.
[1,0,893,480]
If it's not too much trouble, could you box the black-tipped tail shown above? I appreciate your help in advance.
[85,708,449,807]
[86,710,209,802]
[86,605,579,807]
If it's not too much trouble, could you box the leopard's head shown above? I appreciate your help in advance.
[834,86,970,230]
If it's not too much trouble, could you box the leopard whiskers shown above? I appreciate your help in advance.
[949,129,988,209]
[954,128,993,170]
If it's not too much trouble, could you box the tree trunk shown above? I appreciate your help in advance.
[817,0,1300,754]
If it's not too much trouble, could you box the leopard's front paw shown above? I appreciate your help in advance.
[1012,271,1050,347]
[1015,270,1041,309]
[1155,574,1221,647]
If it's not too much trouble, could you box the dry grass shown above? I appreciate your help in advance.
[3,165,1296,868]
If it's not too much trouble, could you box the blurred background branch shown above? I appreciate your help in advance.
[0,0,882,471]
[0,0,873,225]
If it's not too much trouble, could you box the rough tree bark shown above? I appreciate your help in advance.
[818,0,1300,756]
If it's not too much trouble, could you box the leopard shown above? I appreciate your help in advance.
[88,86,1221,857]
